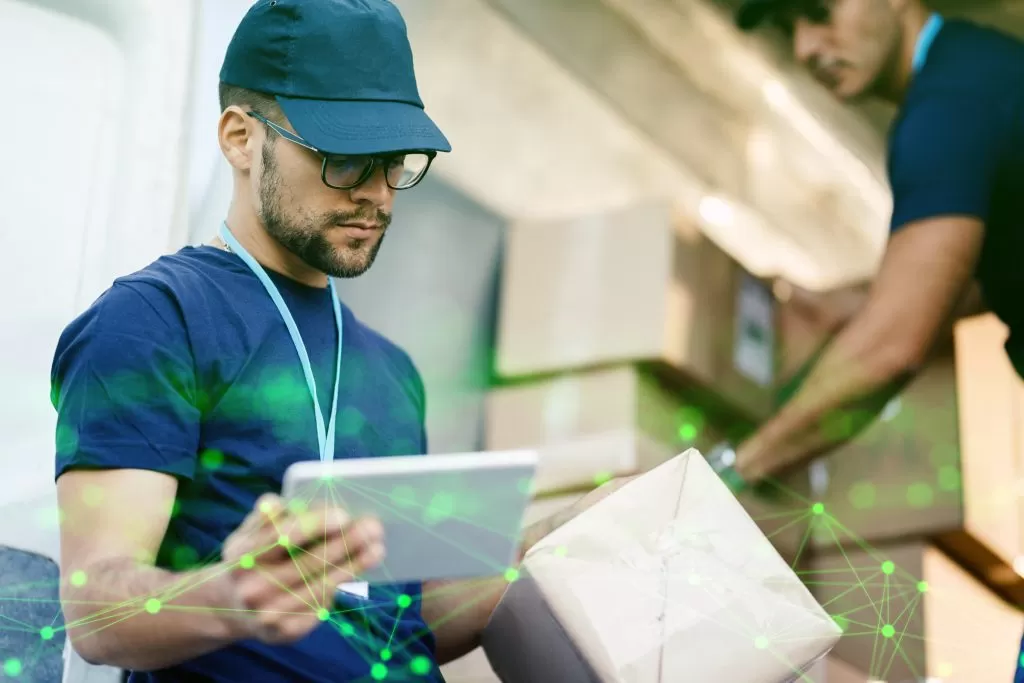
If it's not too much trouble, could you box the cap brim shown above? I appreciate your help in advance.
[735,0,777,31]
[276,96,452,156]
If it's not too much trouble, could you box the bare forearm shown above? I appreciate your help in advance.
[62,557,241,671]
[423,480,634,662]
[737,324,915,481]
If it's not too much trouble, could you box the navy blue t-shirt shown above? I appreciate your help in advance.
[51,246,442,683]
[888,18,1024,377]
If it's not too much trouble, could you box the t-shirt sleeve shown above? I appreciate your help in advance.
[888,91,1006,232]
[51,282,201,481]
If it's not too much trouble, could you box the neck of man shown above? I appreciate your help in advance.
[874,5,932,104]
[218,202,330,289]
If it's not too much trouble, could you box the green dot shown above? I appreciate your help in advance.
[380,648,393,661]
[278,534,290,547]
[170,499,182,518]
[391,485,417,509]
[811,502,825,516]
[833,615,849,632]
[678,423,698,442]
[881,561,895,575]
[371,663,388,680]
[171,545,199,570]
[504,568,520,583]
[287,499,308,514]
[410,655,432,675]
[70,570,88,587]
[554,545,568,557]
[4,659,22,677]
[848,481,876,510]
[145,599,162,614]
[317,608,330,621]
[938,465,961,492]
[593,471,613,486]
[240,553,255,570]
[200,449,224,470]
[917,581,929,593]
[397,594,413,609]
[340,622,355,636]
[338,406,367,437]
[882,624,895,639]
[39,626,55,641]
[424,492,455,525]
[1019,651,1024,669]
[754,636,768,650]
[907,482,934,508]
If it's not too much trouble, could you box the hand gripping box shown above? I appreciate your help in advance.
[482,449,841,683]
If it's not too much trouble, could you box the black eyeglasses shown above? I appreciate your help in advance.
[247,111,435,191]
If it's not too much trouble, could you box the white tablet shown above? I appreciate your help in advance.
[281,450,539,584]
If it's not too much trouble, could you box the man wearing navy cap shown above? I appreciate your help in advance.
[706,0,1024,677]
[51,1,610,680]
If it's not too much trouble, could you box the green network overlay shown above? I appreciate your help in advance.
[4,369,1017,682]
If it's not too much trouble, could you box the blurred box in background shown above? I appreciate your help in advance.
[805,541,1023,683]
[495,201,777,422]
[797,314,1024,605]
[486,365,811,562]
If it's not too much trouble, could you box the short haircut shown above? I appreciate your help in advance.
[218,83,284,138]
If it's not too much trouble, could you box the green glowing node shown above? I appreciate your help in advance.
[410,655,432,675]
[70,570,88,587]
[811,502,825,516]
[881,561,895,575]
[554,545,568,557]
[754,636,768,650]
[917,581,929,593]
[288,499,308,514]
[145,599,162,615]
[504,568,520,583]
[1019,652,1024,668]
[170,500,182,518]
[882,624,895,639]
[240,554,255,570]
[317,608,330,621]
[833,615,849,632]
[200,449,224,470]
[678,423,698,442]
[937,465,961,492]
[40,627,55,641]
[278,534,290,547]
[380,648,393,661]
[371,663,388,680]
[340,622,355,637]
[390,485,416,509]
[4,659,22,676]
[397,594,413,609]
[906,482,934,508]
[424,492,455,525]
[593,471,613,486]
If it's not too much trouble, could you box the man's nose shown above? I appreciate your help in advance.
[793,20,826,67]
[349,164,393,209]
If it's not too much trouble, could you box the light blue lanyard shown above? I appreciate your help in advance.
[219,223,343,463]
[912,13,944,75]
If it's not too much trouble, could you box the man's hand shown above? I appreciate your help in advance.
[220,494,385,645]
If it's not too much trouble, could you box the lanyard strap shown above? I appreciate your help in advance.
[219,223,343,463]
[912,13,944,75]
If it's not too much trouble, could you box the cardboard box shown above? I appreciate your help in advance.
[486,365,812,561]
[806,542,1024,683]
[482,450,841,683]
[495,201,777,421]
[439,649,500,683]
[802,656,871,683]
[796,314,1024,604]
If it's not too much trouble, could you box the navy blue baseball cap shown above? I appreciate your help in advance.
[735,0,784,30]
[220,0,451,156]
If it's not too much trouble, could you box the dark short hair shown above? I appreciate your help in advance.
[218,83,284,137]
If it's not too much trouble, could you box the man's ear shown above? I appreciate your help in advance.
[218,106,257,172]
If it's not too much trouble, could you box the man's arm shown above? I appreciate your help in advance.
[735,216,984,482]
[422,478,634,664]
[58,468,242,669]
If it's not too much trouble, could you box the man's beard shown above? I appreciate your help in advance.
[257,142,390,279]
